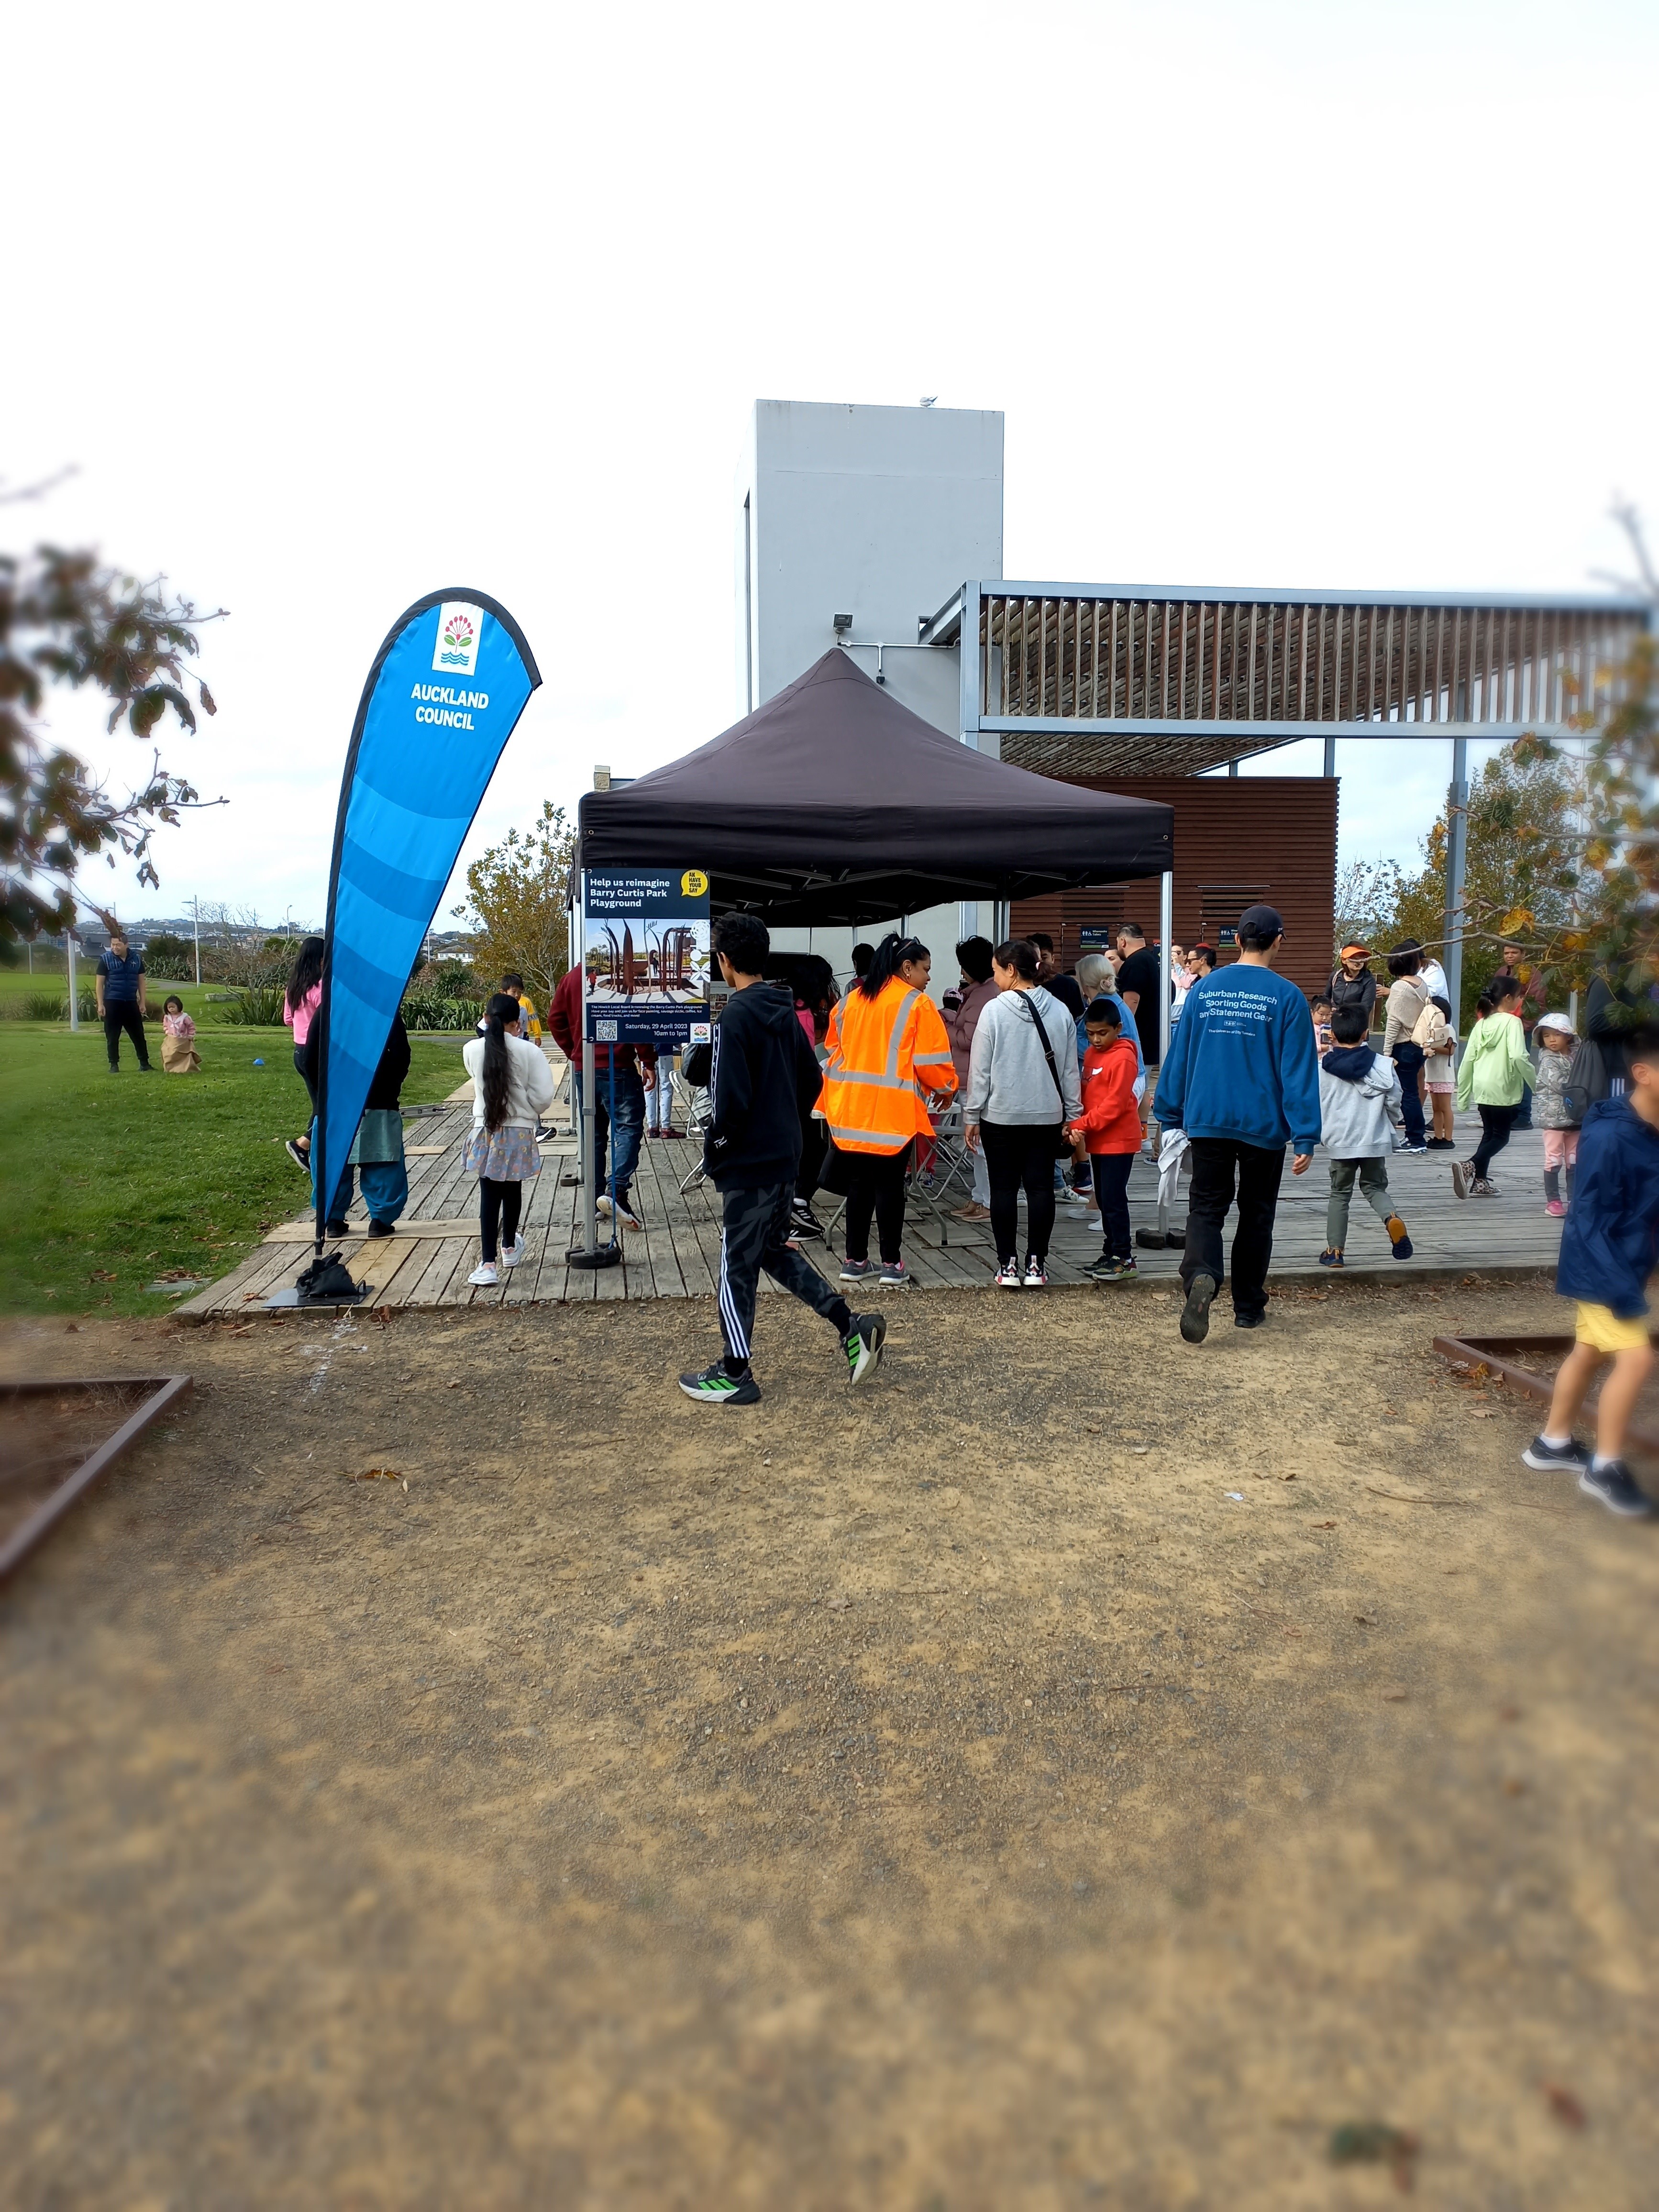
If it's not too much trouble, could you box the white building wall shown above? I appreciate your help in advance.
[736,399,1005,992]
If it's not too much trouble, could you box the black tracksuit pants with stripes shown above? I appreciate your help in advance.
[718,1179,852,1374]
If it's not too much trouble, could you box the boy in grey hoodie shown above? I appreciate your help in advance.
[1319,1004,1414,1266]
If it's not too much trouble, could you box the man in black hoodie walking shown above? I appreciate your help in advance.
[679,913,887,1405]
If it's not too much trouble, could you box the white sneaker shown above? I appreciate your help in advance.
[994,1261,1023,1289]
[615,1201,643,1232]
[596,1196,613,1217]
[500,1239,522,1269]
[1024,1257,1049,1288]
[467,1261,499,1286]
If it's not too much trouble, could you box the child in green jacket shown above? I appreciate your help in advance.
[1452,980,1534,1197]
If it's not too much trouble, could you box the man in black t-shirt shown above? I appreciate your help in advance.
[1029,933,1084,1021]
[1115,922,1166,1067]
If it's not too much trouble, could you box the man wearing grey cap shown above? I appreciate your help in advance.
[1152,903,1322,1341]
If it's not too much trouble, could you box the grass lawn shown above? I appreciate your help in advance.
[0,1022,467,1317]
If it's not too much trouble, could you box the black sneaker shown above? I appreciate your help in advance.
[789,1202,824,1240]
[1180,1272,1217,1344]
[842,1312,886,1385]
[285,1138,310,1171]
[365,1218,395,1239]
[1578,1462,1655,1517]
[1234,1309,1266,1329]
[1083,1251,1120,1280]
[1089,1255,1137,1282]
[325,1219,351,1238]
[678,1361,762,1407]
[1523,1434,1590,1473]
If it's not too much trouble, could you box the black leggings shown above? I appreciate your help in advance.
[480,1176,523,1261]
[103,1002,150,1069]
[1472,1104,1518,1180]
[842,1147,908,1263]
[294,1044,318,1113]
[980,1118,1062,1265]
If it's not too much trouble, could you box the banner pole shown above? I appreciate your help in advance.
[582,874,598,1252]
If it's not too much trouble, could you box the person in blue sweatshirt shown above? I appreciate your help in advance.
[1521,1021,1659,1517]
[1153,903,1322,1342]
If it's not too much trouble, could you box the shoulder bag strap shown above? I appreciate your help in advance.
[1020,993,1068,1113]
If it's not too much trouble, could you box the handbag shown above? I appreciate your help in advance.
[1019,995,1078,1158]
[1561,1037,1607,1127]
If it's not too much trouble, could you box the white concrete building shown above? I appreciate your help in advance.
[737,398,1006,980]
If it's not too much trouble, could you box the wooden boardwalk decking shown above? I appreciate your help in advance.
[177,1049,1565,1319]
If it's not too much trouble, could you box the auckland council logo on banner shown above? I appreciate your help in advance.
[433,603,482,675]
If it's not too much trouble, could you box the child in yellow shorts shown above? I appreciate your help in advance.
[1523,1022,1659,1516]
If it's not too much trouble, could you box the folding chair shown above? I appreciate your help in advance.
[677,1078,713,1195]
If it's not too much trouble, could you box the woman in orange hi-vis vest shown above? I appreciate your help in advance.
[821,932,958,1288]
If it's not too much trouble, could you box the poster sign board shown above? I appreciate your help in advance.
[583,868,712,1048]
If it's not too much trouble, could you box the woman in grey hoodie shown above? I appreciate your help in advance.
[963,939,1084,1288]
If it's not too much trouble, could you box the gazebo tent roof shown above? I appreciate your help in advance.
[575,651,1173,927]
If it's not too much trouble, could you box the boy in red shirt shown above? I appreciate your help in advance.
[1069,998,1145,1282]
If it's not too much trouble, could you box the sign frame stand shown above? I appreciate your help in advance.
[568,871,622,1271]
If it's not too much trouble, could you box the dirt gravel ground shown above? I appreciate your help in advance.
[3,1276,1657,2209]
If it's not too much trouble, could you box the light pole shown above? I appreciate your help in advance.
[192,896,201,986]
[67,929,80,1032]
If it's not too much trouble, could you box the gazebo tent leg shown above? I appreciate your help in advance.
[1443,734,1469,1028]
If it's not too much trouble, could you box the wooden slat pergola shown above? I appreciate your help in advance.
[918,584,1650,779]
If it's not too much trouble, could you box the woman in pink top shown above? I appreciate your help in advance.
[282,935,325,1171]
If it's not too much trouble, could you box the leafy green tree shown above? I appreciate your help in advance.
[452,800,576,1008]
[1504,509,1658,1018]
[1,493,225,943]
[1391,746,1584,1019]
[143,930,194,977]
[1332,856,1405,962]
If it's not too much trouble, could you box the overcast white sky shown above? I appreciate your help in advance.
[8,0,1656,935]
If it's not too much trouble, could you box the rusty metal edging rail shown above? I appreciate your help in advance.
[0,1375,193,1586]
[1433,1333,1659,1457]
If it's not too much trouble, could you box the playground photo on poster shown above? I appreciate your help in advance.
[584,916,710,1005]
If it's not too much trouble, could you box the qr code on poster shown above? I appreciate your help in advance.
[597,1019,619,1041]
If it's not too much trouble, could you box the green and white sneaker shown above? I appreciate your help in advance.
[678,1360,762,1406]
[842,1311,886,1385]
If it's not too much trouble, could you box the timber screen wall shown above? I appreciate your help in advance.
[1010,777,1338,1000]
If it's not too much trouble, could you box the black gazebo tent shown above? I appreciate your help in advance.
[576,651,1172,925]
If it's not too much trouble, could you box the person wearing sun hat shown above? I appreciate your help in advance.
[1327,941,1378,1027]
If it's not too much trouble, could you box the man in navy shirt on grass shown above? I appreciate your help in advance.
[94,930,153,1073]
[1153,903,1321,1343]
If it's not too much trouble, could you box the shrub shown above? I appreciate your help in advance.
[400,993,484,1032]
[217,985,289,1025]
[144,932,195,978]
[4,991,98,1022]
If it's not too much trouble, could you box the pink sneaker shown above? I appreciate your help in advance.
[1545,1198,1565,1218]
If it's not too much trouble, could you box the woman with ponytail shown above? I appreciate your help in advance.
[962,938,1084,1288]
[461,992,556,1287]
[282,935,327,1171]
[819,931,958,1287]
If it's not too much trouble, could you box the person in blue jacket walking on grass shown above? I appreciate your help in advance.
[1153,903,1323,1344]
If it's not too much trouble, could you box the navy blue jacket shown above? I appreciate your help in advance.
[1556,1096,1659,1320]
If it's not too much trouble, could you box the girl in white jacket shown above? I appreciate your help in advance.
[461,993,556,1286]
